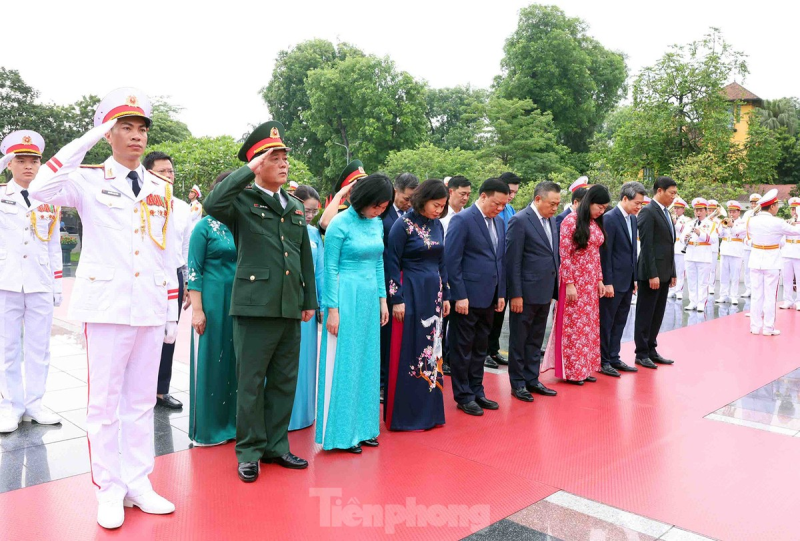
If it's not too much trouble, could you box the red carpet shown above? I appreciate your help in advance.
[3,310,799,540]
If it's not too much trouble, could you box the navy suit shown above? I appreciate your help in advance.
[445,205,505,404]
[380,206,402,390]
[599,206,638,367]
[556,206,572,230]
[505,206,559,389]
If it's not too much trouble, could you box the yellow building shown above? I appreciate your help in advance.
[723,82,763,146]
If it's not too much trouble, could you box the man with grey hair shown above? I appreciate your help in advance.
[599,181,647,377]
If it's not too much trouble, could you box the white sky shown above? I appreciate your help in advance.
[4,0,795,139]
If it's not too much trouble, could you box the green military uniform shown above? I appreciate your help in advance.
[203,122,317,464]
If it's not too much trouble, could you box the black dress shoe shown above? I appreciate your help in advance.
[475,397,499,410]
[511,388,534,402]
[600,365,621,377]
[156,394,183,410]
[457,401,484,416]
[611,361,638,373]
[344,445,362,454]
[260,452,308,469]
[360,438,379,447]
[238,461,259,483]
[490,353,508,366]
[484,357,499,369]
[527,382,557,396]
[565,379,584,385]
[442,362,451,376]
[650,353,674,365]
[635,357,658,369]
[584,376,597,383]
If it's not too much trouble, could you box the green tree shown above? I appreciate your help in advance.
[147,99,191,146]
[757,98,799,135]
[261,40,364,178]
[481,97,576,182]
[425,85,488,151]
[743,118,781,185]
[304,55,429,191]
[0,68,40,136]
[494,4,627,153]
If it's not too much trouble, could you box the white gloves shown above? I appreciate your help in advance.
[0,153,14,173]
[164,321,179,344]
[53,293,63,307]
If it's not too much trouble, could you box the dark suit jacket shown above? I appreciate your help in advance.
[382,206,401,280]
[506,206,559,304]
[445,204,506,309]
[600,206,638,293]
[636,200,676,282]
[556,206,572,230]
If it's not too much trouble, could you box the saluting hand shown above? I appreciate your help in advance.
[248,148,274,176]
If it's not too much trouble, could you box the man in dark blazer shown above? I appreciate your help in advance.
[634,176,679,369]
[380,173,418,402]
[505,181,561,402]
[445,178,509,416]
[556,179,588,230]
[600,182,647,377]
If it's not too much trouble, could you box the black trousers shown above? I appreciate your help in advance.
[157,268,184,395]
[600,286,634,366]
[449,305,495,404]
[487,305,506,356]
[442,314,451,363]
[634,280,670,359]
[507,303,549,389]
[379,316,392,390]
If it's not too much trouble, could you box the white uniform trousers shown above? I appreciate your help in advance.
[708,252,718,293]
[781,258,800,304]
[0,290,54,418]
[719,255,743,300]
[85,323,163,502]
[670,253,686,296]
[750,269,780,333]
[686,261,710,308]
[743,250,752,292]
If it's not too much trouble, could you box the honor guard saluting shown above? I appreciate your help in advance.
[741,193,761,297]
[203,121,317,484]
[188,184,203,228]
[0,131,63,434]
[747,189,800,335]
[779,197,800,310]
[669,197,690,299]
[28,88,180,529]
[683,198,718,312]
[717,201,746,305]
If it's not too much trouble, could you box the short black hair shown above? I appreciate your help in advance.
[534,181,561,199]
[350,173,394,217]
[210,170,233,191]
[143,151,173,171]
[394,172,419,192]
[447,175,471,190]
[499,172,522,186]
[479,178,510,196]
[411,179,449,219]
[653,176,677,194]
[294,185,321,203]
[572,186,588,203]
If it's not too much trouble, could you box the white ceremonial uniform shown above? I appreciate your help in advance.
[172,198,192,273]
[718,218,746,303]
[29,141,179,503]
[670,215,691,298]
[747,214,800,333]
[189,199,203,228]
[684,218,717,310]
[708,218,721,294]
[741,208,756,295]
[0,179,62,420]
[780,224,800,308]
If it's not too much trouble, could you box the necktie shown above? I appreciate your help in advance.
[663,206,674,240]
[272,192,283,209]
[128,171,141,197]
[20,189,31,208]
[542,217,553,250]
[626,215,633,243]
[486,217,498,251]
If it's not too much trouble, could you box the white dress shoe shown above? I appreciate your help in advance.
[742,290,751,297]
[676,292,683,299]
[763,329,781,336]
[123,490,175,515]
[97,500,125,529]
[714,297,726,304]
[731,298,739,305]
[697,306,705,313]
[779,302,792,310]
[684,303,696,311]
[22,408,62,425]
[0,412,20,434]
[750,328,761,335]
[795,303,800,311]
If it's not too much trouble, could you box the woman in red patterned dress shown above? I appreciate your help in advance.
[544,185,610,384]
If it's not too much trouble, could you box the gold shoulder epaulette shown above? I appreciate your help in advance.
[148,170,173,184]
[80,164,104,169]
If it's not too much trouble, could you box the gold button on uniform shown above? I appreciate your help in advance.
[261,213,265,217]
[135,272,140,277]
[284,252,288,257]
[163,281,167,286]
[281,236,284,240]
[134,208,138,213]
[281,218,284,223]
[285,270,290,275]
[250,275,255,282]
[134,228,139,234]
[135,250,139,255]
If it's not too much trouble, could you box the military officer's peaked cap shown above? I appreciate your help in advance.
[758,189,778,208]
[691,198,708,209]
[333,160,368,193]
[672,197,687,208]
[642,196,651,206]
[94,87,152,128]
[569,176,589,193]
[239,121,291,162]
[1,130,45,157]
[727,200,742,210]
